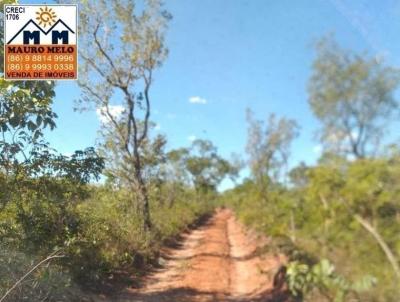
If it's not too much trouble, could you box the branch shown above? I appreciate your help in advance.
[139,68,153,145]
[93,23,125,89]
[123,88,135,157]
[0,251,65,302]
[79,53,121,89]
[340,196,400,280]
[353,214,400,280]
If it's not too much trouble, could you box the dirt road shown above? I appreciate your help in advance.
[117,209,288,302]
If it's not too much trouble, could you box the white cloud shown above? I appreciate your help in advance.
[189,96,207,104]
[96,105,125,124]
[154,123,161,131]
[188,135,197,142]
[313,145,323,154]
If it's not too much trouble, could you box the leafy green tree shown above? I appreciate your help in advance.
[77,0,171,230]
[289,162,309,188]
[0,80,56,173]
[306,38,400,284]
[308,36,400,159]
[167,139,237,193]
[186,139,238,192]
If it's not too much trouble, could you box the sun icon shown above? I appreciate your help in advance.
[35,6,57,28]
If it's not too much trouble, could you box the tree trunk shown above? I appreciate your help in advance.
[290,210,296,243]
[168,185,176,209]
[133,154,151,231]
[135,177,151,231]
[353,214,400,280]
[319,193,331,257]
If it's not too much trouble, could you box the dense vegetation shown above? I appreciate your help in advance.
[1,1,399,301]
[222,38,400,301]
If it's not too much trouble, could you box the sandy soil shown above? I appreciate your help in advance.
[111,209,289,302]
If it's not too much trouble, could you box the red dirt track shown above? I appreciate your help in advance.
[116,209,288,302]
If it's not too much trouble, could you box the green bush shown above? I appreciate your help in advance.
[286,259,376,302]
[222,157,400,301]
[1,178,215,299]
[62,185,214,282]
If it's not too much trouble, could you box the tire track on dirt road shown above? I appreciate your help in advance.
[115,208,288,302]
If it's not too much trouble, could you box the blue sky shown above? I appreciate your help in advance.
[22,0,400,188]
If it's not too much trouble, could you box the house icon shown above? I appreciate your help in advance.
[7,19,75,45]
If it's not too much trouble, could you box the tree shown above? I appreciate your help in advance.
[308,36,400,159]
[186,139,237,192]
[99,121,167,193]
[77,0,171,230]
[0,80,57,174]
[246,109,299,188]
[289,162,309,188]
[246,109,299,242]
[167,139,238,193]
